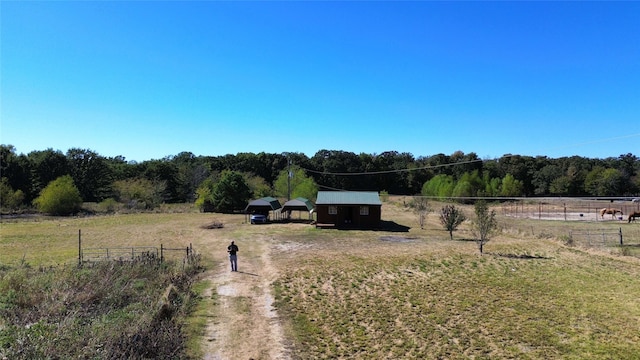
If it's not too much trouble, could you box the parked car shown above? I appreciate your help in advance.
[250,214,267,224]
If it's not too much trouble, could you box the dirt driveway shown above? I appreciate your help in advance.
[201,233,290,360]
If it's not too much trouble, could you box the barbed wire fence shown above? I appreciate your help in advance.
[77,229,198,270]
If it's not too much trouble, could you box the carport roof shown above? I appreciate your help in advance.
[244,197,282,212]
[281,197,315,212]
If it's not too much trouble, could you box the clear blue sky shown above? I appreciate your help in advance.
[2,1,639,162]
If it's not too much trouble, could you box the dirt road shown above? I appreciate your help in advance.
[201,234,290,360]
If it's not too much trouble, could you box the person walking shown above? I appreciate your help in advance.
[227,241,239,272]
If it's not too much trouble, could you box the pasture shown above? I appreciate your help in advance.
[2,198,640,359]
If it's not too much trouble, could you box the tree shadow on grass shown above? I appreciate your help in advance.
[487,252,553,260]
[452,237,477,242]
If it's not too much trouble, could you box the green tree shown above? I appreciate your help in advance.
[549,176,571,196]
[113,178,166,209]
[472,200,497,255]
[439,204,466,240]
[1,145,32,202]
[500,174,523,197]
[28,149,70,200]
[274,166,318,201]
[245,174,272,199]
[452,170,483,199]
[585,166,625,196]
[0,177,25,211]
[422,174,455,199]
[210,171,251,213]
[195,178,216,212]
[532,164,563,195]
[67,148,113,202]
[33,175,83,215]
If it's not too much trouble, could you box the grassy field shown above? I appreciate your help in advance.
[2,198,640,359]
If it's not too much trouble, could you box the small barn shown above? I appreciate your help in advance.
[315,191,382,229]
[281,197,315,221]
[244,197,282,220]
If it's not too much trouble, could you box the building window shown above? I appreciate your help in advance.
[360,206,369,215]
[329,206,337,215]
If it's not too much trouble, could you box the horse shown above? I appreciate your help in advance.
[600,208,623,219]
[629,212,640,223]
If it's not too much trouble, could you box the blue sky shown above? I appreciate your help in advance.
[2,1,639,162]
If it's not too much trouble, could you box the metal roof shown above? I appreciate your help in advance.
[315,191,382,206]
[281,197,315,212]
[244,197,282,212]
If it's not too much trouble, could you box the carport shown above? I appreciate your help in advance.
[244,197,282,222]
[281,197,315,221]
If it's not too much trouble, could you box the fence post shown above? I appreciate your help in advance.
[161,244,164,263]
[564,203,567,221]
[619,227,623,246]
[538,202,542,220]
[78,229,82,267]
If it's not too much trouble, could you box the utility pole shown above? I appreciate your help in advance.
[287,157,292,201]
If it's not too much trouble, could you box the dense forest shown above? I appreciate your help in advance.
[1,144,638,213]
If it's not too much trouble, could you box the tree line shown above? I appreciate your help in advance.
[1,144,638,213]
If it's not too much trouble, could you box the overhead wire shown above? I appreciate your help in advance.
[300,158,484,176]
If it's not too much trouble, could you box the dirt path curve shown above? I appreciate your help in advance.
[202,235,290,360]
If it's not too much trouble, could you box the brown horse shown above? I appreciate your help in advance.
[600,208,623,219]
[629,212,640,223]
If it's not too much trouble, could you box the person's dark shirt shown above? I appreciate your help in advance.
[227,244,238,255]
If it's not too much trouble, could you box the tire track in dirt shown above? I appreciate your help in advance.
[203,236,289,360]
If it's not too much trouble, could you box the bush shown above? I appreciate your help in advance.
[98,198,121,213]
[0,177,25,211]
[32,175,82,215]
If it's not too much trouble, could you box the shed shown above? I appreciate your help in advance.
[281,197,315,220]
[244,197,282,220]
[315,191,382,229]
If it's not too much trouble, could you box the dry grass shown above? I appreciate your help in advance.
[271,198,640,359]
[2,199,640,359]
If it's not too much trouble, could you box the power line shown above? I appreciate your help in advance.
[300,132,640,177]
[300,158,484,176]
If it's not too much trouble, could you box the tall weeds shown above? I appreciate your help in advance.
[0,257,202,359]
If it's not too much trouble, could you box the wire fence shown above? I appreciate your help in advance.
[500,199,640,222]
[77,229,197,268]
[568,228,624,248]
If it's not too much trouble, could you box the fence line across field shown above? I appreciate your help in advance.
[76,229,194,266]
[569,228,624,247]
[501,200,639,221]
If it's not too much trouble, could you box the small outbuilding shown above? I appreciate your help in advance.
[244,197,282,221]
[315,191,382,229]
[281,197,315,221]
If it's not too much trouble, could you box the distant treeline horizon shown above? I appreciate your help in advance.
[1,145,638,210]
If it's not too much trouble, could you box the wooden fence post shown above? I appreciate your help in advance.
[161,244,164,263]
[619,227,623,246]
[78,229,82,267]
[538,202,542,220]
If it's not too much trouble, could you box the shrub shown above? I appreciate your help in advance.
[0,177,25,211]
[439,204,466,240]
[98,198,120,213]
[32,175,82,215]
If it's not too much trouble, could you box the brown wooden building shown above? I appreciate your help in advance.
[315,191,382,229]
